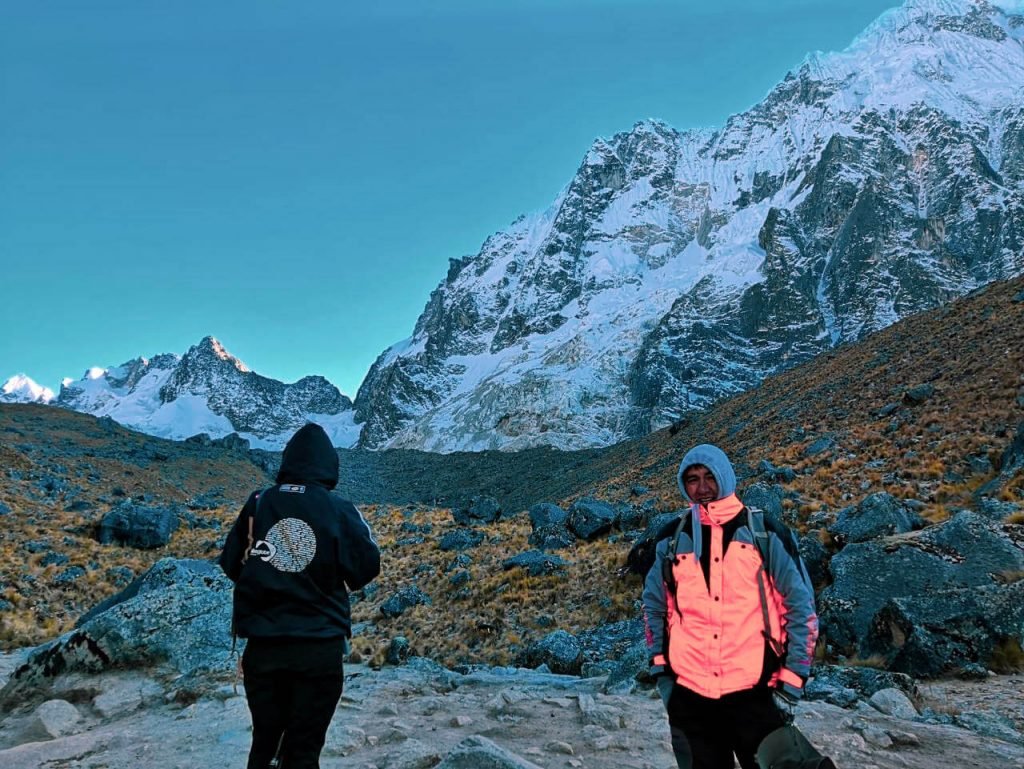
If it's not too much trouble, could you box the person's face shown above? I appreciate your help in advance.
[683,464,719,505]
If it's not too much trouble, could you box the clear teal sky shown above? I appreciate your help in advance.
[1,0,897,397]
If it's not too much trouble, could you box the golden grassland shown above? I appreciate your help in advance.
[1,275,1022,664]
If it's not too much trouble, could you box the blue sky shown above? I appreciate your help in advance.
[1,0,897,398]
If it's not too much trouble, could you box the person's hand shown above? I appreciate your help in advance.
[656,675,675,707]
[773,686,798,724]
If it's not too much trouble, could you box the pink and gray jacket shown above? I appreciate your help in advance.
[642,444,819,699]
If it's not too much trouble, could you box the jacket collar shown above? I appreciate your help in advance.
[697,493,744,526]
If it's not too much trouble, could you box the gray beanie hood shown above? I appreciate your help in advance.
[676,444,737,501]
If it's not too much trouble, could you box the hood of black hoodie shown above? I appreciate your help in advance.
[276,423,339,490]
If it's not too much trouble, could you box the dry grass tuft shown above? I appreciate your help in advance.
[988,637,1024,674]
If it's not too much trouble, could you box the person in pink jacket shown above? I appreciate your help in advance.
[642,444,824,769]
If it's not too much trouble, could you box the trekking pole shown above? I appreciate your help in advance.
[268,731,285,768]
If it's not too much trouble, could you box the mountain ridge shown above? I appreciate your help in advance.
[353,0,1024,452]
[49,336,359,450]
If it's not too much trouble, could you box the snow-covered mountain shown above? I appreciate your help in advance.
[353,0,1024,452]
[1,374,55,405]
[54,337,358,449]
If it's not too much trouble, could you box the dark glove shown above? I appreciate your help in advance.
[772,686,798,724]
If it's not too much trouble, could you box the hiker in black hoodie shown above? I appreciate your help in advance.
[219,422,380,769]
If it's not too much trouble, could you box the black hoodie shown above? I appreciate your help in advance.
[218,423,381,639]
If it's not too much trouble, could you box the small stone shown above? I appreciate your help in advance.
[868,687,919,720]
[546,740,574,754]
[323,724,366,757]
[387,636,410,665]
[450,715,474,727]
[861,726,894,748]
[383,737,443,769]
[886,729,922,747]
[27,699,82,740]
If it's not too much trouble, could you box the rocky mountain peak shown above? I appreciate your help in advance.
[352,0,1024,452]
[54,337,358,450]
[0,374,55,404]
[187,336,250,373]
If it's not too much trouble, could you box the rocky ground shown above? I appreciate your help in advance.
[1,652,1022,769]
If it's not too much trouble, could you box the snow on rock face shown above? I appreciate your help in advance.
[0,374,56,404]
[354,0,1024,452]
[56,337,358,450]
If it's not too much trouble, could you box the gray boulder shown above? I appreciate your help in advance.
[742,482,785,518]
[438,528,485,552]
[868,687,919,719]
[0,558,234,708]
[521,630,583,675]
[954,711,1024,745]
[578,619,644,667]
[902,383,935,405]
[23,699,82,741]
[567,498,616,541]
[615,503,647,531]
[797,532,831,587]
[528,503,567,529]
[818,511,1024,654]
[527,525,574,551]
[828,492,924,544]
[380,587,432,618]
[603,639,650,693]
[452,495,502,525]
[387,636,411,666]
[502,551,569,576]
[757,460,797,483]
[436,735,543,769]
[96,501,180,549]
[978,421,1024,498]
[804,664,918,709]
[862,581,1024,678]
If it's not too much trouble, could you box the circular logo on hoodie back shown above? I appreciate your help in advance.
[256,518,317,573]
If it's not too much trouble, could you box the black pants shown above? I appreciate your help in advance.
[666,684,785,769]
[242,637,346,769]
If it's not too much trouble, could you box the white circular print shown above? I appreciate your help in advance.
[264,518,317,573]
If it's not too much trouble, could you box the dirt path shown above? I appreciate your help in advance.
[1,661,1021,769]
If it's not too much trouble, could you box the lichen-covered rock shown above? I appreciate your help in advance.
[527,525,574,551]
[828,492,924,544]
[438,528,485,552]
[521,630,583,675]
[1,558,234,709]
[567,498,616,541]
[380,587,432,618]
[798,532,831,587]
[528,503,567,529]
[862,581,1024,677]
[452,495,502,525]
[502,551,569,576]
[436,735,544,769]
[804,664,918,705]
[387,637,411,666]
[742,482,786,518]
[96,501,180,549]
[818,511,1024,654]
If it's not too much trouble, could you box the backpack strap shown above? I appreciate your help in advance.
[232,489,267,666]
[240,490,265,566]
[659,507,696,656]
[748,507,786,659]
[661,509,692,594]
